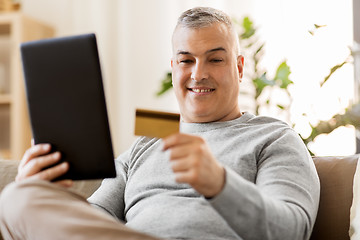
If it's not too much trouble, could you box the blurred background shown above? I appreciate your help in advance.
[0,0,358,158]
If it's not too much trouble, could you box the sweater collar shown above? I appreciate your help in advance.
[180,112,254,134]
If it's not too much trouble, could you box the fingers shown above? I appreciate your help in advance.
[162,133,204,152]
[173,168,199,185]
[36,161,69,181]
[163,133,225,197]
[16,143,71,183]
[19,144,52,170]
[162,133,194,151]
[168,144,192,160]
[171,158,201,184]
[170,156,193,172]
[163,133,206,164]
[21,152,61,178]
[17,142,71,187]
[163,133,206,171]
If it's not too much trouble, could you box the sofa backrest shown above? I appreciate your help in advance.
[310,155,359,240]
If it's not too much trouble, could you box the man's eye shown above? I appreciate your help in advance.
[180,59,193,64]
[211,58,223,63]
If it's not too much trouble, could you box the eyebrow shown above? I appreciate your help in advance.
[207,47,227,54]
[176,47,227,56]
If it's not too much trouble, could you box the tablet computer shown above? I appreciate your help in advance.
[20,33,116,180]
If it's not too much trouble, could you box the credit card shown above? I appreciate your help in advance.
[134,109,180,138]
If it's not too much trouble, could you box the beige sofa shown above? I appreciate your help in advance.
[311,155,359,240]
[0,155,358,240]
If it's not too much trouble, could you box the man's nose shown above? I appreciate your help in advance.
[191,62,209,81]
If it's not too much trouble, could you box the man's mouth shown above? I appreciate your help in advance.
[188,88,215,93]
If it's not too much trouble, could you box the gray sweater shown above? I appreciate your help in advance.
[88,112,320,240]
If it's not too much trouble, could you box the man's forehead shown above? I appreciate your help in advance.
[172,23,237,56]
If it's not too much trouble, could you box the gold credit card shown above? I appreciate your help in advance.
[134,109,180,138]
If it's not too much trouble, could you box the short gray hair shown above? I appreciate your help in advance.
[176,7,233,29]
[174,7,240,54]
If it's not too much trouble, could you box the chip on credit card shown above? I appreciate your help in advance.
[134,109,180,138]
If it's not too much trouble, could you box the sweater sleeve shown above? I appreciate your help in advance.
[208,128,320,240]
[87,149,130,221]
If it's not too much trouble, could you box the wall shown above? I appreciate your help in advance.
[21,0,355,156]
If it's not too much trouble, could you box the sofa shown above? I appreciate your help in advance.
[311,155,359,240]
[0,159,102,240]
[0,155,359,240]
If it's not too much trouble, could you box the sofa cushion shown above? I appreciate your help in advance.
[0,160,19,192]
[0,159,102,198]
[310,155,359,240]
[350,155,360,240]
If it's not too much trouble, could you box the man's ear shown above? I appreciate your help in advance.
[237,55,244,81]
[171,59,174,86]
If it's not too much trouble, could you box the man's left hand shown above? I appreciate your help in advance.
[162,133,225,198]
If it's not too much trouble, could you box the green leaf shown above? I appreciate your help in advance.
[240,17,256,39]
[274,61,293,89]
[277,104,285,110]
[320,60,348,87]
[245,40,255,49]
[314,24,327,29]
[253,73,275,98]
[242,17,253,32]
[254,43,265,56]
[156,72,173,96]
[308,24,327,36]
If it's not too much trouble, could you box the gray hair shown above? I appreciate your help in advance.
[176,7,233,29]
[174,7,240,54]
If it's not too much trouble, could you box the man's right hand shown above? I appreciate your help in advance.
[15,142,72,187]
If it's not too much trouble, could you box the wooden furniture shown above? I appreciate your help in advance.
[0,13,54,160]
[0,0,20,12]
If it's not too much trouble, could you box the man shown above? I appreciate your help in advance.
[0,7,320,240]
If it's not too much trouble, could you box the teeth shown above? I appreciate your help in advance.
[192,89,213,93]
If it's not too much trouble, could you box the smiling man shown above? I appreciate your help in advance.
[171,20,243,123]
[0,7,320,240]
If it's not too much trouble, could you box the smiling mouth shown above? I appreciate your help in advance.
[188,88,215,93]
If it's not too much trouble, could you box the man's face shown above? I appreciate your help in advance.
[171,23,244,123]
